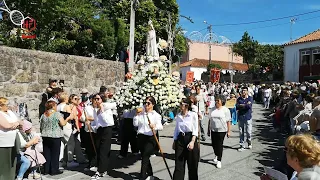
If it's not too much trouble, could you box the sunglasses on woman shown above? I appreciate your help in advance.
[144,101,152,106]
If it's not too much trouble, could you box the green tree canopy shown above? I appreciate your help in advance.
[255,44,284,71]
[232,31,259,68]
[0,0,186,61]
[207,63,222,72]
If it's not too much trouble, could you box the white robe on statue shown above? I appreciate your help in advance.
[146,21,159,59]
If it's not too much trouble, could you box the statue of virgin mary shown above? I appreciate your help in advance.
[146,20,160,60]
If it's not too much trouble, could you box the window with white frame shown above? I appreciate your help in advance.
[313,49,320,65]
[301,50,311,66]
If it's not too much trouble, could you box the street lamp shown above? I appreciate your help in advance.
[204,21,213,65]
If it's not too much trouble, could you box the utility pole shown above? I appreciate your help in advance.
[290,18,297,42]
[208,24,212,65]
[231,48,234,83]
[129,0,139,70]
[204,21,213,65]
[228,45,234,83]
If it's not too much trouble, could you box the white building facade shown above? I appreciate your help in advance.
[284,29,320,82]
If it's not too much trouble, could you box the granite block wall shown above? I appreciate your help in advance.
[0,46,124,129]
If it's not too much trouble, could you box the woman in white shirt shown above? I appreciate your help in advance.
[172,98,199,180]
[263,86,272,109]
[207,95,231,169]
[134,96,163,180]
[81,101,97,171]
[0,97,21,180]
[90,93,116,180]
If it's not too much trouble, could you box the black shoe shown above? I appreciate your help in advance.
[50,170,63,176]
[201,136,206,141]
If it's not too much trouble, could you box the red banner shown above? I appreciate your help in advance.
[210,68,221,83]
[186,71,194,83]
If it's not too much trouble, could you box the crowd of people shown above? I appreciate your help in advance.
[0,79,320,180]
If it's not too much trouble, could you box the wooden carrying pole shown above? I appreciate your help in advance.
[146,115,173,180]
[197,102,201,150]
[88,124,97,155]
[83,106,97,155]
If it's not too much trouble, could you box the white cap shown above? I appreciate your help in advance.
[81,88,89,94]
[47,97,59,104]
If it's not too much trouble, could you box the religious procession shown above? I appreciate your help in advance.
[1,0,320,180]
[0,19,319,180]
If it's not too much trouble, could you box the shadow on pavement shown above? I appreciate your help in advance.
[252,109,287,177]
[200,141,239,150]
[63,149,141,179]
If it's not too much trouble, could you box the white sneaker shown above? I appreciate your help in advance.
[146,176,154,180]
[216,161,222,169]
[90,166,98,172]
[150,154,156,158]
[100,172,109,177]
[248,144,252,149]
[32,172,41,179]
[67,161,79,168]
[91,172,101,180]
[213,156,218,164]
[238,146,246,152]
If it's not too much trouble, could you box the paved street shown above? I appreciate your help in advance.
[41,104,286,180]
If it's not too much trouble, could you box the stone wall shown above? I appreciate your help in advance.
[0,46,124,129]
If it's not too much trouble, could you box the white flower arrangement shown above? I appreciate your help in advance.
[113,53,183,111]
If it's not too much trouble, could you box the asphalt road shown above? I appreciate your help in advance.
[40,103,286,180]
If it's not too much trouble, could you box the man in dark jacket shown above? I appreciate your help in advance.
[236,86,253,151]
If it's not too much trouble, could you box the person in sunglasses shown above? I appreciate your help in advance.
[57,92,81,168]
[90,93,117,180]
[134,96,163,180]
[172,98,199,180]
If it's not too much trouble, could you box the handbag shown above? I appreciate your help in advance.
[15,131,21,154]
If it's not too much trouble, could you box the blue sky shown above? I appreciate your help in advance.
[177,0,320,44]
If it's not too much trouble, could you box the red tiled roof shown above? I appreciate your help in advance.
[284,29,320,46]
[179,58,249,71]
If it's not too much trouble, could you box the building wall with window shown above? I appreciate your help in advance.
[284,40,320,82]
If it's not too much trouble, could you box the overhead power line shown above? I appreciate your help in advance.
[210,9,320,27]
[217,15,320,33]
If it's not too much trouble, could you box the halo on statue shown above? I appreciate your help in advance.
[0,0,25,26]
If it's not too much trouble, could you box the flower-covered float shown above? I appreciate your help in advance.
[113,20,183,113]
